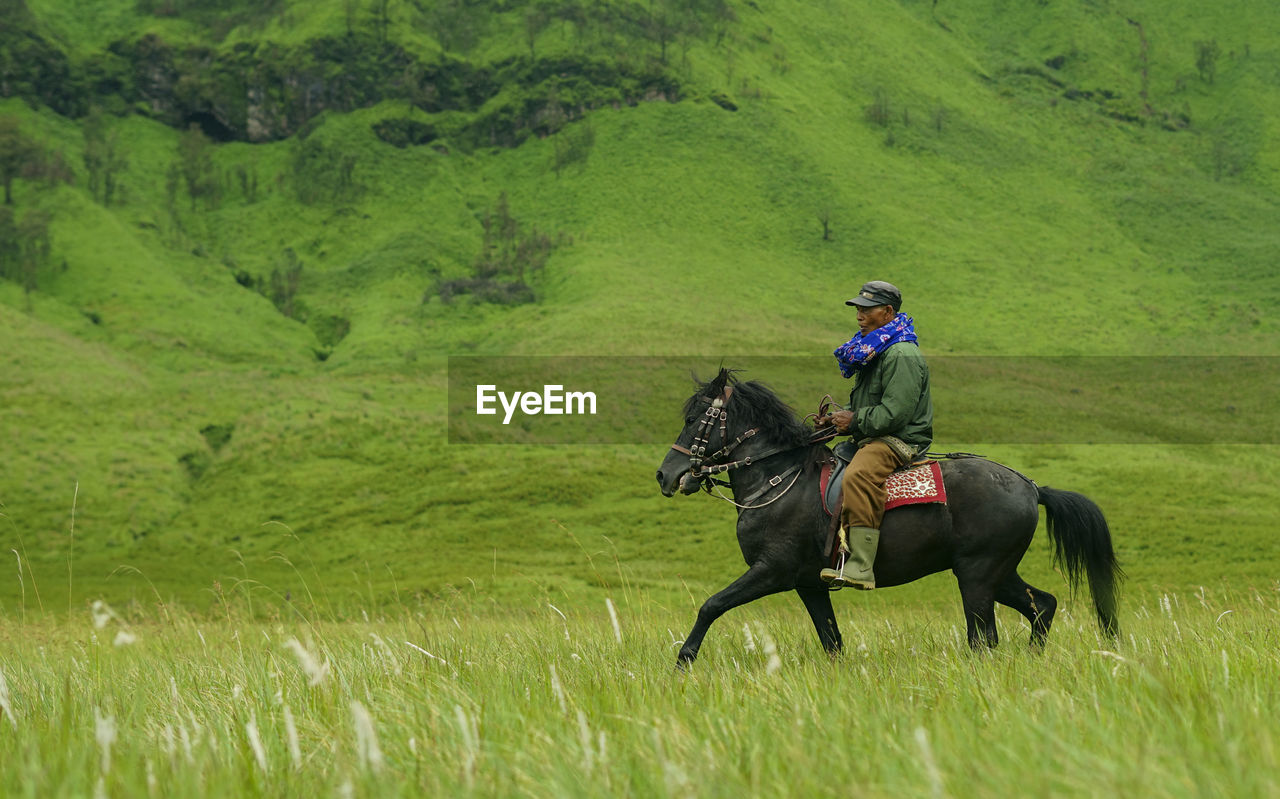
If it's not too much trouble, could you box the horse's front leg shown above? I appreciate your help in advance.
[796,586,843,656]
[677,564,788,667]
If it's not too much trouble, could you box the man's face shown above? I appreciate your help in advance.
[856,304,896,334]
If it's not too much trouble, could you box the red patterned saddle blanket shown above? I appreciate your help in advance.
[820,459,947,516]
[884,461,947,510]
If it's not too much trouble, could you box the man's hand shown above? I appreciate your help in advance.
[819,410,854,434]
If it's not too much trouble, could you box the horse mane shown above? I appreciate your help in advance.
[684,368,812,449]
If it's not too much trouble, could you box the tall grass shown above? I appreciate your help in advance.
[1,585,1277,797]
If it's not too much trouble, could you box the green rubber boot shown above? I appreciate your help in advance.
[820,527,880,591]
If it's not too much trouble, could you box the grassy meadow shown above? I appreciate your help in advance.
[2,583,1279,797]
[3,0,1280,793]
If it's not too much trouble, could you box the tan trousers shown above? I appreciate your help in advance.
[840,440,902,530]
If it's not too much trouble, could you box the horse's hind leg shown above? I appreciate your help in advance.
[956,578,999,649]
[995,572,1057,647]
[796,586,842,656]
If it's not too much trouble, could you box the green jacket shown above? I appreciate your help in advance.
[846,341,933,453]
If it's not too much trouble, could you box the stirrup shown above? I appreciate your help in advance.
[820,548,850,592]
[821,529,874,591]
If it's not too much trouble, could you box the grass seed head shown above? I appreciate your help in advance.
[755,623,782,674]
[454,704,478,786]
[605,597,622,643]
[0,668,15,730]
[95,709,116,775]
[246,713,269,775]
[549,663,567,714]
[350,701,384,774]
[284,705,302,770]
[283,638,330,686]
[91,600,116,630]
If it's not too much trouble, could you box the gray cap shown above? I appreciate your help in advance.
[845,281,902,310]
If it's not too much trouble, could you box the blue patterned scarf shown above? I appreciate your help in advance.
[833,313,918,378]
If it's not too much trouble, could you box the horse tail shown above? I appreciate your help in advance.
[1037,486,1123,637]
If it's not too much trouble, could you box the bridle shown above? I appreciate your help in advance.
[668,384,809,509]
[668,386,760,476]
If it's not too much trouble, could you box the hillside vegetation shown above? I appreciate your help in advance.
[1,0,1278,616]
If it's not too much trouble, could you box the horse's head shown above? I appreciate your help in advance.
[657,368,737,497]
[657,368,810,497]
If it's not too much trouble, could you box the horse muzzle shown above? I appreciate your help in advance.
[678,471,704,495]
[658,449,696,497]
[657,466,703,497]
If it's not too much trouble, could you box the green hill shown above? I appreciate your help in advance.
[1,0,1278,617]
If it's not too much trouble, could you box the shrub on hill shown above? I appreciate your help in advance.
[372,118,437,148]
[0,206,51,294]
[82,108,129,206]
[0,115,39,205]
[435,192,564,306]
[290,137,360,204]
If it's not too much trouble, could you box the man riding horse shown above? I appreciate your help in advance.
[658,303,1119,662]
[817,280,933,590]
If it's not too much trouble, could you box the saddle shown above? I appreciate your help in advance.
[819,441,948,559]
[820,441,946,516]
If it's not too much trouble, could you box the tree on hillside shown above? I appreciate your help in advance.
[931,101,949,132]
[31,148,75,189]
[15,208,51,295]
[467,192,553,289]
[645,0,681,64]
[345,0,360,34]
[427,0,482,54]
[401,63,437,117]
[553,117,595,176]
[0,207,16,277]
[177,124,220,210]
[1195,39,1220,84]
[0,116,39,205]
[865,87,891,127]
[0,205,52,296]
[475,192,515,279]
[371,0,392,43]
[552,1,589,46]
[818,207,832,241]
[234,161,259,203]
[525,5,551,59]
[290,138,359,205]
[83,109,129,207]
[269,248,304,319]
[163,164,182,235]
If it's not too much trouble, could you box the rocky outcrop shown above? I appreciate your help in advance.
[3,25,684,146]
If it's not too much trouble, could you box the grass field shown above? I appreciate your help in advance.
[2,584,1278,798]
[3,1,1280,791]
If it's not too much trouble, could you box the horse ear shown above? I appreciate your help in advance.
[709,368,730,395]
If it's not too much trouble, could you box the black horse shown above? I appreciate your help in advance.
[656,369,1121,666]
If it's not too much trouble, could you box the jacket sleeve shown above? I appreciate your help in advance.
[855,349,924,438]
